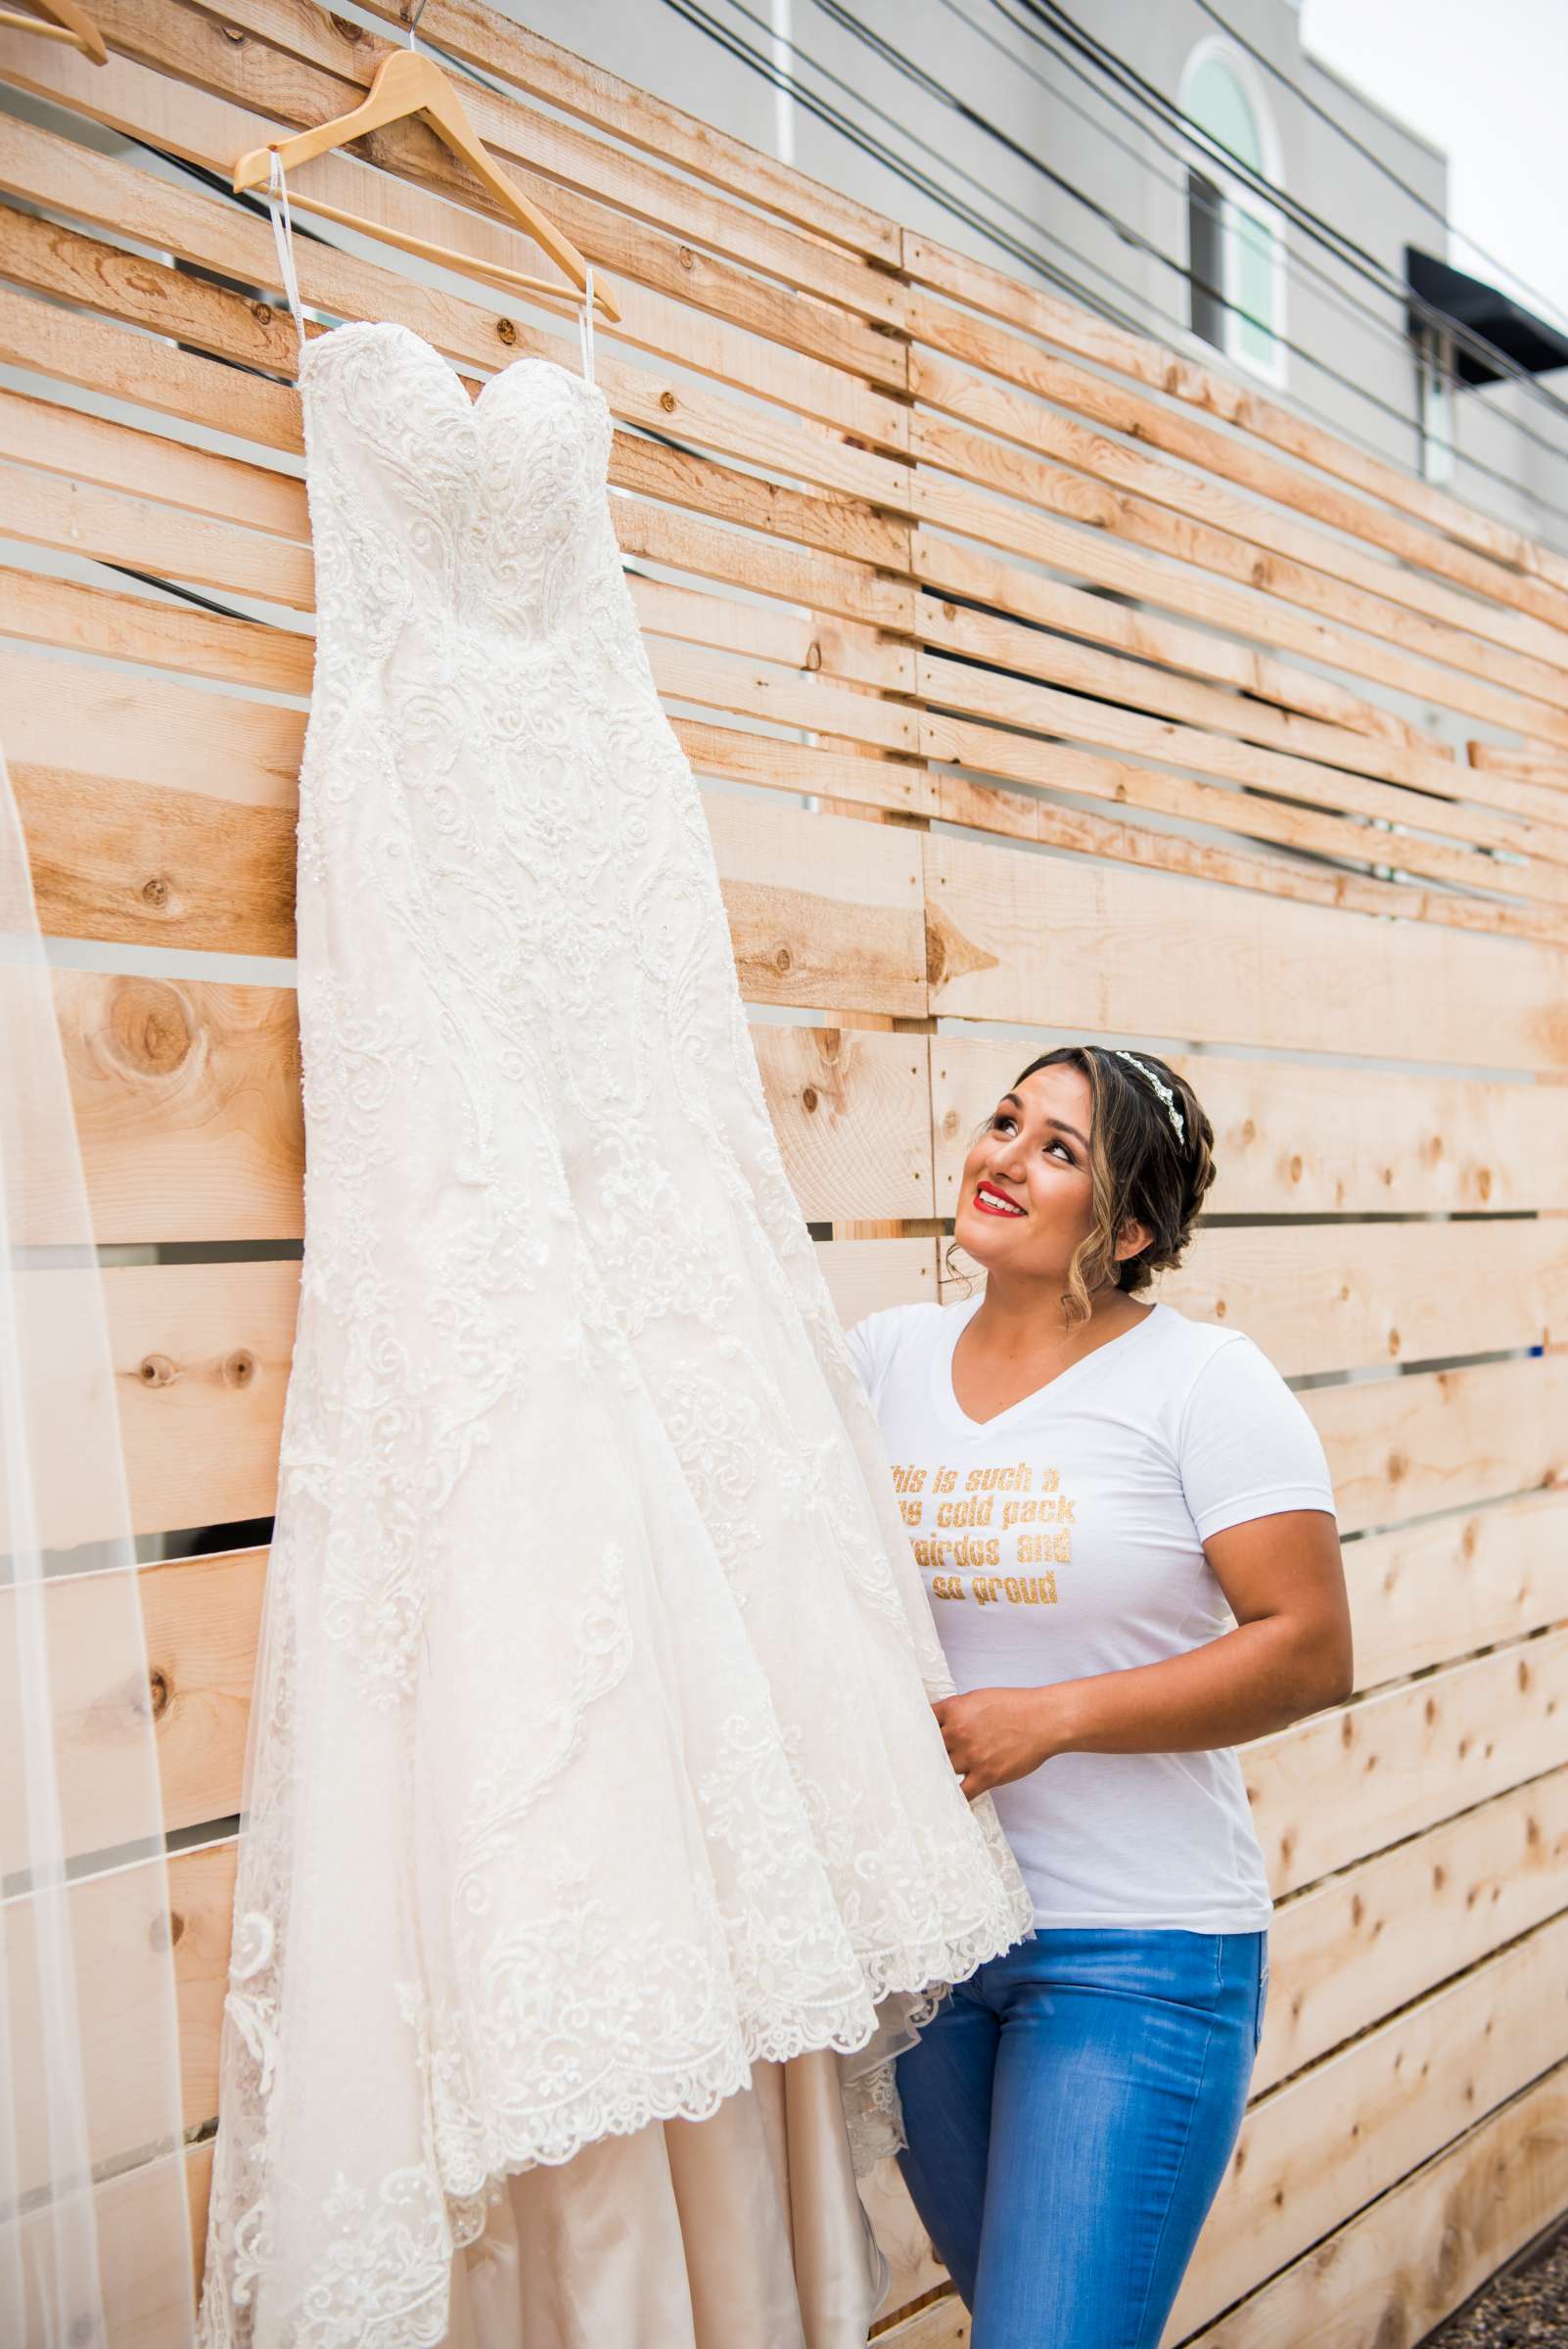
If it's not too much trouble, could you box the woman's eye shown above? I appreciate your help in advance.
[991,1114,1017,1133]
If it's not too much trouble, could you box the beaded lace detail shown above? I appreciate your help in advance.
[195,323,1030,2349]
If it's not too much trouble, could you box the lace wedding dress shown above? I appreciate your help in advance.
[196,183,1029,2349]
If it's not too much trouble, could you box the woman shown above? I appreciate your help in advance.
[845,1044,1351,2349]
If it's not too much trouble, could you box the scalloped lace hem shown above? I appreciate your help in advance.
[199,1890,1034,2349]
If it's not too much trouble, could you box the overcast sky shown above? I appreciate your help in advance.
[1300,0,1568,333]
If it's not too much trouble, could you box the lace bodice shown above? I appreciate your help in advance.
[301,323,616,646]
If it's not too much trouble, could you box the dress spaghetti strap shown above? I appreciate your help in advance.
[577,263,596,387]
[265,151,307,352]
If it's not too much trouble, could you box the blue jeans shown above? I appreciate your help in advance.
[895,1927,1267,2349]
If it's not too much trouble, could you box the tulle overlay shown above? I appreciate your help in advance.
[196,323,1030,2349]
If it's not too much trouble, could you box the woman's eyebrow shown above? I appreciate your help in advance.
[998,1093,1089,1150]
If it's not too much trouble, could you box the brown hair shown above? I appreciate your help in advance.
[950,1044,1217,1325]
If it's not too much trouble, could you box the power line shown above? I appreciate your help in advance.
[1185,0,1568,340]
[959,0,1568,500]
[1012,0,1568,429]
[761,0,1568,532]
[669,0,1568,545]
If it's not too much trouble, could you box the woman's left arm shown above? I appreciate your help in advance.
[936,1509,1352,1800]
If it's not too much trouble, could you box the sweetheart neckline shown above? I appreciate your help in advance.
[298,317,610,421]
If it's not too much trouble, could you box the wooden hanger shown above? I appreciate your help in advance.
[231,24,621,325]
[0,0,107,63]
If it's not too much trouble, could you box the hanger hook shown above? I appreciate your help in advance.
[406,0,430,49]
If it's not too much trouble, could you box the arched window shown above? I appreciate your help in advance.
[1180,45,1285,384]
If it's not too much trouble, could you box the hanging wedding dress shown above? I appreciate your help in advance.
[196,178,1029,2349]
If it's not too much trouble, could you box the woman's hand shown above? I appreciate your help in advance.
[933,1685,1073,1799]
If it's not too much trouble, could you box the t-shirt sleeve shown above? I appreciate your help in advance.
[1178,1335,1337,1541]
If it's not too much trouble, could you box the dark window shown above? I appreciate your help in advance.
[1187,167,1225,348]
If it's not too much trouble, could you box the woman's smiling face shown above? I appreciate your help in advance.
[954,1061,1100,1279]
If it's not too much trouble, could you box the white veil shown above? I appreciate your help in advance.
[0,738,195,2345]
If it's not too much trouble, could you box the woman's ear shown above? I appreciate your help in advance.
[1114,1219,1153,1267]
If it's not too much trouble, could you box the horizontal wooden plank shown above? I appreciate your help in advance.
[1170,1907,1568,2337]
[902,229,1568,596]
[1344,1490,1568,1691]
[907,314,1568,646]
[931,1039,1568,1216]
[932,731,1568,952]
[4,1849,201,2194]
[0,652,304,810]
[917,582,1477,806]
[1180,2059,1568,2348]
[38,971,934,1243]
[934,764,1543,942]
[86,1236,933,1543]
[1246,1628,1568,1900]
[1157,1219,1568,1379]
[0,565,313,697]
[357,0,901,263]
[909,355,1568,681]
[923,832,1568,1072]
[1257,1767,1568,2097]
[944,1212,1568,1371]
[12,2142,197,2349]
[913,528,1449,760]
[21,753,928,1005]
[919,657,1568,913]
[883,2058,1568,2349]
[1,8,910,423]
[913,488,1568,755]
[1302,1357,1568,1538]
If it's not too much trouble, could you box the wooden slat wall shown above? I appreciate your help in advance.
[3,2,1565,2342]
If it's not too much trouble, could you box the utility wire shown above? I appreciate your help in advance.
[716,0,1568,536]
[1185,0,1568,339]
[960,0,1568,497]
[1012,0,1568,429]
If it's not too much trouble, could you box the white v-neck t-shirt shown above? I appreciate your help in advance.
[845,1293,1336,1934]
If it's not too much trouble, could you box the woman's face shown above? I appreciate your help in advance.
[953,1062,1113,1283]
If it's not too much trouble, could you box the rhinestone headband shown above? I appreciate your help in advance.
[1110,1049,1185,1142]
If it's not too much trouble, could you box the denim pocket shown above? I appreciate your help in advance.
[1252,1947,1270,2054]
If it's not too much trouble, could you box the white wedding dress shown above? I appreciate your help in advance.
[196,185,1029,2349]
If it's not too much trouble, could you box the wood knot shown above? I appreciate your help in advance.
[773,944,793,976]
[149,1908,185,1954]
[1387,1327,1401,1357]
[1214,1298,1226,1318]
[802,1086,819,1114]
[496,317,518,345]
[1239,1118,1256,1142]
[109,979,192,1078]
[1477,1167,1493,1201]
[138,1353,175,1388]
[147,1667,171,1720]
[251,300,273,327]
[660,390,677,414]
[805,639,822,671]
[222,1350,256,1389]
[1288,1153,1303,1182]
[141,875,172,908]
[677,245,695,270]
[222,20,245,39]
[1387,1450,1407,1483]
[329,12,363,38]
